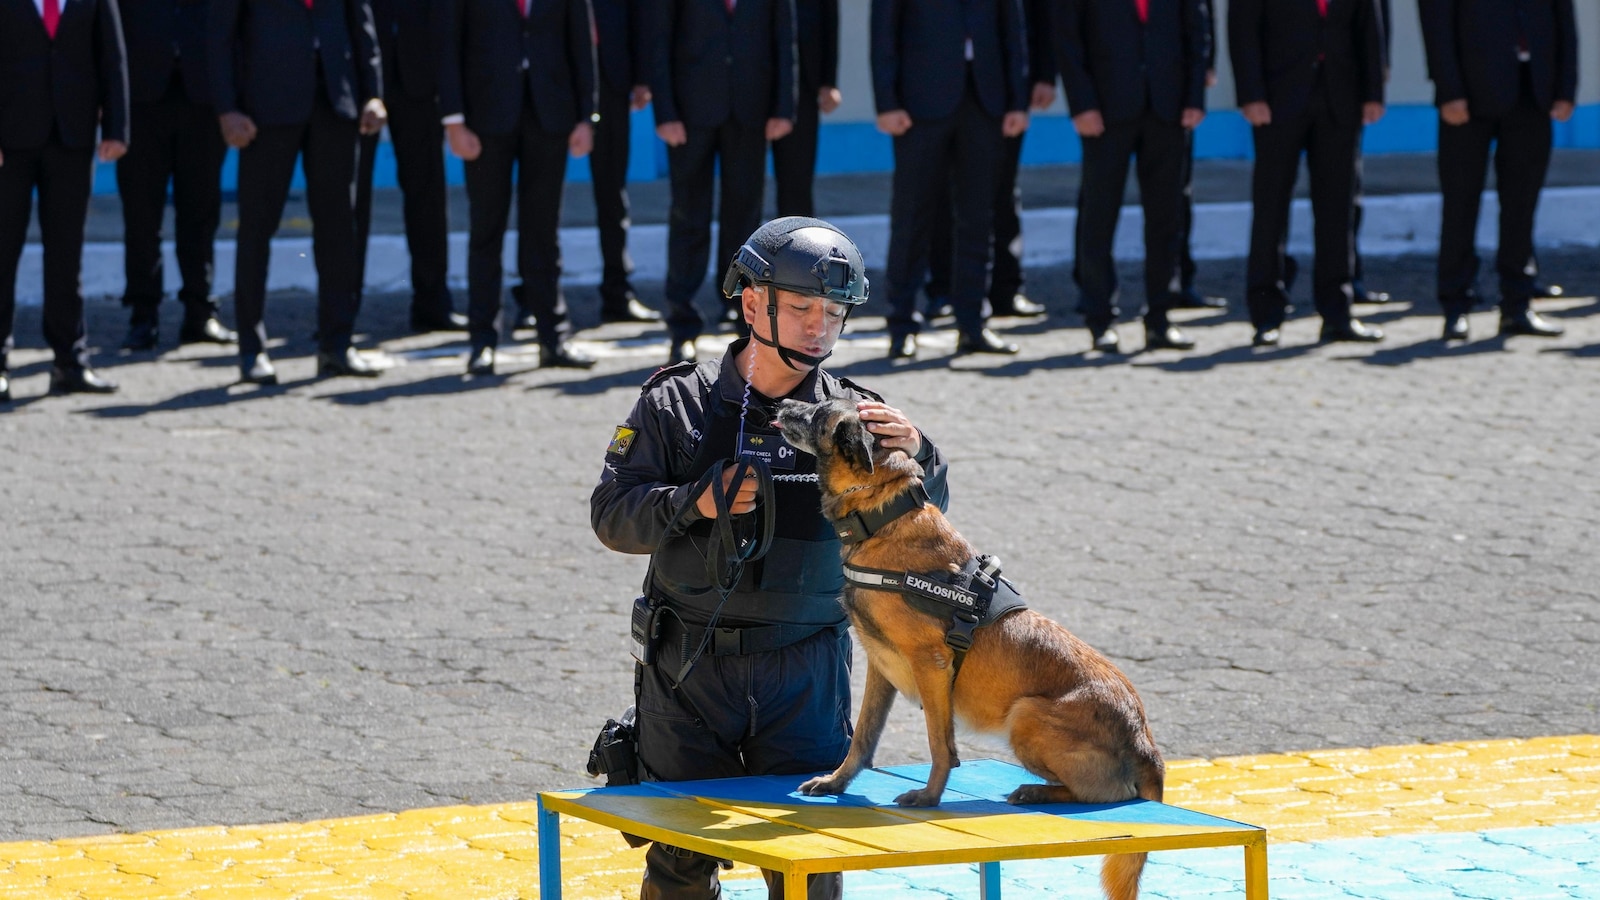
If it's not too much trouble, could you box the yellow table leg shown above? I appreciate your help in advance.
[785,869,808,899]
[1244,836,1269,900]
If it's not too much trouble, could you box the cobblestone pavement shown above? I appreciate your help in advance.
[3,249,1598,843]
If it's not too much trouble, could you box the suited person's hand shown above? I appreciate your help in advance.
[446,122,481,161]
[1439,100,1469,126]
[1362,102,1385,126]
[1181,108,1204,129]
[1206,68,1218,89]
[1071,109,1104,137]
[219,111,258,149]
[1240,102,1271,127]
[98,140,127,163]
[0,149,5,167]
[819,86,841,114]
[359,99,388,136]
[1002,111,1029,138]
[1030,82,1056,110]
[876,110,912,136]
[766,118,793,141]
[630,85,652,111]
[656,121,687,146]
[1552,100,1574,123]
[569,122,593,157]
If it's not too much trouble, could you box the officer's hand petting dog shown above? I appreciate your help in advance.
[858,401,922,459]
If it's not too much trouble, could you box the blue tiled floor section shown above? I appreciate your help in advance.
[724,823,1600,899]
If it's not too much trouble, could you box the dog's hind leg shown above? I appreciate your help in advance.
[1002,696,1146,806]
[799,663,896,796]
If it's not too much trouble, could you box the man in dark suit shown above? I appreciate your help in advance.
[116,0,237,352]
[1230,0,1387,347]
[873,0,1029,360]
[587,0,659,324]
[209,0,387,383]
[770,0,838,219]
[646,0,796,365]
[439,0,598,375]
[1420,0,1577,341]
[1167,8,1227,312]
[0,0,129,400]
[353,0,465,335]
[1058,0,1208,354]
[923,0,1053,322]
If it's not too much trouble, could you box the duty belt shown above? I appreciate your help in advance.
[658,615,843,659]
[842,554,1026,678]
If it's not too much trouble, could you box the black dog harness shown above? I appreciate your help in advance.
[842,555,1027,677]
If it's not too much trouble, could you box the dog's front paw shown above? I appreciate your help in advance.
[1006,784,1064,805]
[893,788,943,807]
[798,774,848,796]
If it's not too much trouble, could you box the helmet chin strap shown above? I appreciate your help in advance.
[747,284,843,370]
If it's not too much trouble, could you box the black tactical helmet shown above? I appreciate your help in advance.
[721,217,869,369]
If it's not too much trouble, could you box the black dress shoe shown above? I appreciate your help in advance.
[510,310,539,332]
[542,341,596,369]
[50,366,118,395]
[410,311,468,333]
[887,332,918,360]
[991,294,1047,317]
[1531,281,1564,299]
[668,340,698,365]
[925,300,954,323]
[318,348,382,378]
[121,320,160,351]
[0,372,10,402]
[240,353,278,385]
[1252,326,1282,347]
[957,328,1019,355]
[717,305,743,329]
[1090,327,1121,353]
[1442,313,1470,342]
[1319,319,1385,343]
[1499,309,1564,337]
[600,296,662,323]
[179,316,238,345]
[1170,288,1228,310]
[466,345,495,375]
[1353,287,1391,305]
[1144,324,1195,351]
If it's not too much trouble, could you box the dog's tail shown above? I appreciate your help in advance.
[1100,750,1166,900]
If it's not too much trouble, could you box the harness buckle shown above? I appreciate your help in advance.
[945,615,978,653]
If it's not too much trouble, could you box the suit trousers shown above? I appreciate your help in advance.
[0,137,96,372]
[588,85,637,310]
[883,79,1000,340]
[1244,92,1360,331]
[1074,111,1185,333]
[1435,66,1552,315]
[463,109,573,350]
[233,87,364,359]
[116,71,226,323]
[926,129,1025,306]
[663,120,767,343]
[355,86,454,319]
[1174,128,1197,293]
[771,87,821,219]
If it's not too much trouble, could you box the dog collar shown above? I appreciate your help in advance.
[831,481,931,544]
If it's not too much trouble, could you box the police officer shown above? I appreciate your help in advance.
[592,217,950,900]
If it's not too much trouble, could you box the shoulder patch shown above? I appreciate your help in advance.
[837,376,885,403]
[641,358,700,392]
[606,426,638,460]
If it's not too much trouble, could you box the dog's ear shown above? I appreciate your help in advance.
[833,415,875,474]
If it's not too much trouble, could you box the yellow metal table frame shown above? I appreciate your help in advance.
[537,759,1267,898]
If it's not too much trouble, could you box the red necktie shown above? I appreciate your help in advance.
[304,0,313,10]
[724,0,735,13]
[42,0,60,39]
[1316,0,1327,17]
[1134,0,1147,24]
[520,0,528,17]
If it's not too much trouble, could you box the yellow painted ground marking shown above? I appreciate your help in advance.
[2,735,1595,899]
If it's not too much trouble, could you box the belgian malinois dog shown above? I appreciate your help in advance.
[774,398,1165,900]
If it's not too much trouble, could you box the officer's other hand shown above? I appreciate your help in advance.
[569,122,593,157]
[818,86,842,114]
[766,118,793,141]
[696,462,760,518]
[219,111,257,148]
[630,84,652,111]
[876,110,912,136]
[359,98,388,135]
[1002,111,1029,137]
[1439,99,1469,126]
[1029,82,1056,110]
[656,121,688,146]
[1552,100,1574,123]
[98,140,127,163]
[0,149,5,167]
[857,401,922,460]
[1071,109,1104,137]
[446,122,481,161]
[1362,102,1385,126]
[1181,108,1204,129]
[1240,102,1271,127]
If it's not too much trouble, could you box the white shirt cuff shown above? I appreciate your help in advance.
[441,114,465,126]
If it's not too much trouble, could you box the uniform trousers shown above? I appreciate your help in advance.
[636,624,851,900]
[663,120,767,343]
[117,71,226,325]
[589,84,638,310]
[233,84,365,359]
[463,103,574,350]
[1435,65,1552,316]
[0,134,95,372]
